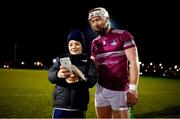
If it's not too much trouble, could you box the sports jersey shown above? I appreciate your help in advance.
[91,28,136,91]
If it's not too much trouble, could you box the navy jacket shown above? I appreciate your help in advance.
[48,53,98,111]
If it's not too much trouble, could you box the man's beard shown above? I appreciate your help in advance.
[95,25,108,35]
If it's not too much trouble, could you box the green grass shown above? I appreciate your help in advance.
[135,76,180,117]
[0,68,180,118]
[0,68,53,118]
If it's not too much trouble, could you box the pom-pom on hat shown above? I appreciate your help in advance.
[67,29,85,49]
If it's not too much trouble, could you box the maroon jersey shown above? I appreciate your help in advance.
[91,29,136,91]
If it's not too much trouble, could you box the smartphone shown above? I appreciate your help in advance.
[60,57,72,73]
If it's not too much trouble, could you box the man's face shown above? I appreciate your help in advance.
[89,16,108,34]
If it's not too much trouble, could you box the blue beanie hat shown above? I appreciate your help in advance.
[67,29,85,49]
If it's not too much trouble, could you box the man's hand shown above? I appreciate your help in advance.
[127,90,138,106]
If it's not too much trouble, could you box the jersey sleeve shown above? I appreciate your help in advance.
[123,30,136,49]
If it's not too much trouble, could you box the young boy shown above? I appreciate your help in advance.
[48,29,98,118]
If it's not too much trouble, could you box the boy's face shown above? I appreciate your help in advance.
[68,40,82,55]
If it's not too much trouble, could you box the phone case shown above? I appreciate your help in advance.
[60,57,72,73]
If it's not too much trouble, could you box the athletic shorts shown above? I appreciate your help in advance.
[95,83,128,111]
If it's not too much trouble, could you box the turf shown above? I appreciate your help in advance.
[0,68,180,118]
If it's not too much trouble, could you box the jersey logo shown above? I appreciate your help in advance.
[111,40,117,46]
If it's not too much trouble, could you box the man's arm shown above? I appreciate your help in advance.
[125,47,140,86]
[125,47,140,106]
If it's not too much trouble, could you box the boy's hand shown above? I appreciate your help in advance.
[66,74,79,84]
[57,65,71,78]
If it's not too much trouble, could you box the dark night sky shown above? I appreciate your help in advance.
[1,1,180,66]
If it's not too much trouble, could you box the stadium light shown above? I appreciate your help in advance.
[159,63,162,67]
[53,58,56,63]
[174,65,177,69]
[21,61,25,65]
[150,62,153,66]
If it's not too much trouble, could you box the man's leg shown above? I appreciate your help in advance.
[96,106,112,118]
[112,109,129,118]
[110,90,129,118]
[95,84,112,118]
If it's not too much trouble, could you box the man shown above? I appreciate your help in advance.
[88,7,140,118]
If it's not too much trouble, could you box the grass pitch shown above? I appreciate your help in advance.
[0,68,180,118]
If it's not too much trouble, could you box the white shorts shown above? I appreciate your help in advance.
[95,83,128,111]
